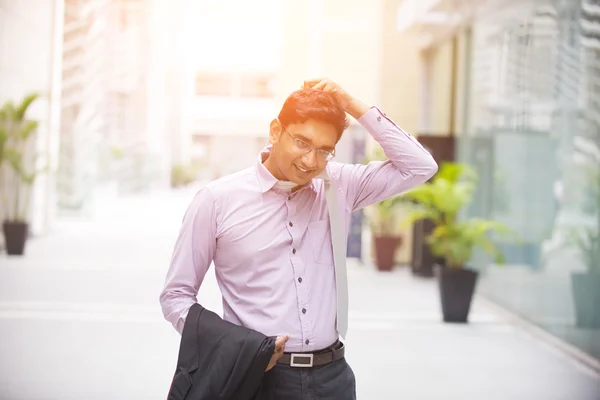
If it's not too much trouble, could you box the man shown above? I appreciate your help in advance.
[160,78,438,399]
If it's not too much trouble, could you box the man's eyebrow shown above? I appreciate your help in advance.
[294,133,311,142]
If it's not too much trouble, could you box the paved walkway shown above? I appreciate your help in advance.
[0,188,599,399]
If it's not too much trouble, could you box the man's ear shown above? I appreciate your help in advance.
[269,119,283,145]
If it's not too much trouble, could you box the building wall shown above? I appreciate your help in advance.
[453,29,471,136]
[430,38,454,135]
[423,0,600,364]
[279,0,383,109]
[0,0,63,235]
[381,0,421,137]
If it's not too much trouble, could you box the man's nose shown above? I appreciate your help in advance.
[302,150,318,168]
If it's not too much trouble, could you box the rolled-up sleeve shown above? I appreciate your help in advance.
[332,107,438,212]
[159,187,217,334]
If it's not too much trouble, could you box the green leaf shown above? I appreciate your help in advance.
[366,193,411,235]
[0,93,42,222]
[15,92,42,121]
[400,162,518,269]
[16,120,38,140]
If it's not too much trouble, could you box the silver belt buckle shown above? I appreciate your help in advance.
[290,353,314,368]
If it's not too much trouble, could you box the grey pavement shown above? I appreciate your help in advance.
[0,188,599,400]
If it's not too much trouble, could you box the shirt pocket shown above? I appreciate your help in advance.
[307,219,334,266]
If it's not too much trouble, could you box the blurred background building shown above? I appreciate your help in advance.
[58,0,169,211]
[0,0,598,372]
[399,0,599,363]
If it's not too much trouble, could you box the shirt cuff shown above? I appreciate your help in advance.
[357,106,405,140]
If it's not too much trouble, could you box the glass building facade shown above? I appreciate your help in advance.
[454,0,600,361]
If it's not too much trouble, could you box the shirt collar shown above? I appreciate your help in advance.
[255,144,326,194]
[256,145,279,193]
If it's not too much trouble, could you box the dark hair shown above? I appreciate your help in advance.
[277,89,349,141]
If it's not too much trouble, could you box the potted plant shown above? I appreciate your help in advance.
[365,195,406,271]
[363,146,406,271]
[569,166,600,328]
[402,162,513,322]
[0,93,43,255]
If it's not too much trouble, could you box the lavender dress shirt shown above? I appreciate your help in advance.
[160,107,438,352]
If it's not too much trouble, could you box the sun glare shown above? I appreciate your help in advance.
[182,0,283,71]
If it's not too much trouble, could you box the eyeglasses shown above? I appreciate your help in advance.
[283,128,335,162]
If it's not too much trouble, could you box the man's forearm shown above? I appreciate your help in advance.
[333,105,438,212]
[345,96,371,120]
[357,107,438,175]
[347,96,437,174]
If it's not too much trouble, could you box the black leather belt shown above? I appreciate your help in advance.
[277,341,345,368]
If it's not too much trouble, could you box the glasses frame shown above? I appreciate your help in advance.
[283,128,335,162]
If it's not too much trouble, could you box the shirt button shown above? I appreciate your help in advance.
[377,116,382,122]
[292,248,296,254]
[289,222,293,227]
[298,277,302,283]
[288,196,291,200]
[305,339,310,345]
[302,308,306,314]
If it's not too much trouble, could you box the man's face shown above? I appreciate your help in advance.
[269,119,338,185]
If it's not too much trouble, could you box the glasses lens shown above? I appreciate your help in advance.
[318,150,333,161]
[295,139,311,151]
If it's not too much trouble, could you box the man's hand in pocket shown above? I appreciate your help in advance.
[265,335,290,372]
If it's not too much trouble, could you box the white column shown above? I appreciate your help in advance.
[0,0,64,235]
[33,0,64,234]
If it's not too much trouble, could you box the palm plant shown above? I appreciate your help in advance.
[401,162,516,323]
[365,195,406,236]
[401,162,512,269]
[0,92,43,222]
[363,146,408,270]
[1,92,45,255]
[363,146,407,235]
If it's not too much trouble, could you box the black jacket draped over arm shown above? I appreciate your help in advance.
[167,303,275,400]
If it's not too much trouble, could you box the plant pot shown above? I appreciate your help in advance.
[411,219,441,277]
[373,235,402,271]
[435,265,478,323]
[571,271,600,329]
[2,221,29,255]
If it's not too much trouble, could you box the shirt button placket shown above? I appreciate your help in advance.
[286,199,310,349]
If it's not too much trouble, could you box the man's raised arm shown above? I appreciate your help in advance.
[305,78,438,212]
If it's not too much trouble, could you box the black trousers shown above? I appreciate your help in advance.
[254,357,357,400]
